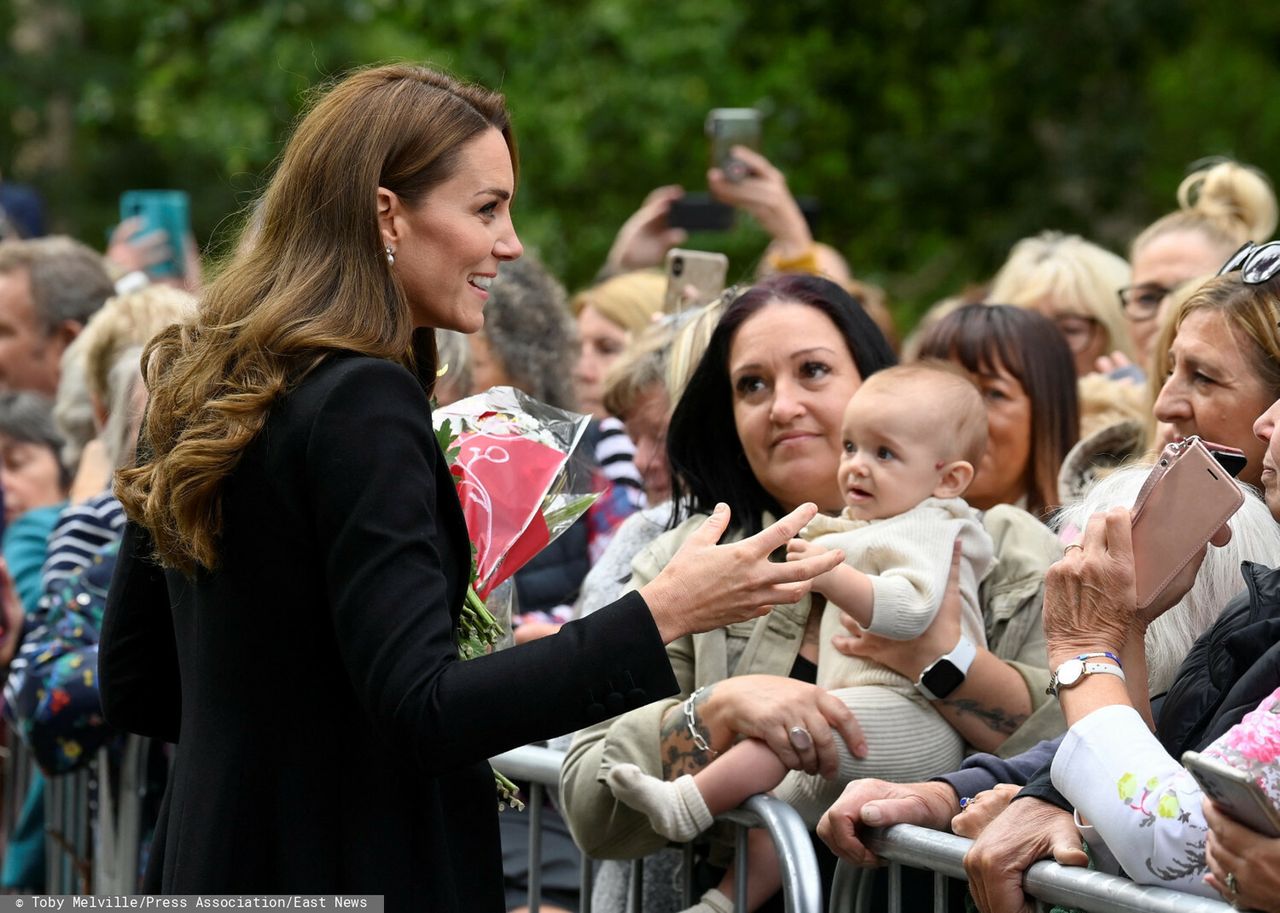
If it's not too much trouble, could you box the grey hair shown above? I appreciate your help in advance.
[0,236,115,329]
[53,331,96,470]
[1054,464,1280,695]
[0,391,69,489]
[478,255,577,410]
[102,347,145,470]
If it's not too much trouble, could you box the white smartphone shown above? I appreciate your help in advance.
[1183,750,1280,838]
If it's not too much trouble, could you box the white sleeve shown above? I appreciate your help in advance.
[1051,704,1215,897]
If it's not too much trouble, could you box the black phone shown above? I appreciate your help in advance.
[666,193,735,232]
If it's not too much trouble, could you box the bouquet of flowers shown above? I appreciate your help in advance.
[433,386,599,805]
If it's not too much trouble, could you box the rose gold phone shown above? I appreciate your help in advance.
[1130,436,1244,619]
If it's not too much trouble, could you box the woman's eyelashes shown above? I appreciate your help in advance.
[734,374,767,397]
[800,360,831,380]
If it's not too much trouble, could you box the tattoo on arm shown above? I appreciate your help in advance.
[939,698,1028,737]
[659,686,716,779]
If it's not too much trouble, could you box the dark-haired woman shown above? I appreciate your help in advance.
[914,303,1079,519]
[559,277,1061,901]
[97,65,842,911]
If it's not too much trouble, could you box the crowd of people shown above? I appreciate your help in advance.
[0,63,1278,913]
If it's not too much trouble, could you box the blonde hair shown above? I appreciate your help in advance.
[117,64,515,574]
[989,231,1133,359]
[1133,159,1278,259]
[666,294,730,405]
[858,362,988,467]
[569,270,665,334]
[1152,271,1280,422]
[80,285,196,404]
[602,322,674,420]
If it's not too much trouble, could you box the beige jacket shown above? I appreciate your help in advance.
[559,503,1062,859]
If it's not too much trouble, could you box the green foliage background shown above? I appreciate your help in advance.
[3,0,1280,330]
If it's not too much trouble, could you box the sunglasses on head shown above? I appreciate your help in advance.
[1217,241,1280,284]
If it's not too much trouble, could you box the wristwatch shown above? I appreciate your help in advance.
[1046,658,1126,697]
[915,635,977,701]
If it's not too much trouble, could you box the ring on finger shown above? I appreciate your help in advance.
[959,795,978,809]
[1064,543,1084,554]
[788,725,813,751]
[1227,872,1240,895]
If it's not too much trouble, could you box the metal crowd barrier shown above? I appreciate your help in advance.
[1,723,150,896]
[492,744,823,913]
[827,823,1236,913]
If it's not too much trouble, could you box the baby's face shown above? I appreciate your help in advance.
[838,390,951,521]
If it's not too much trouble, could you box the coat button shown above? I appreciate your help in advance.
[626,688,648,709]
[604,692,626,716]
[585,702,607,724]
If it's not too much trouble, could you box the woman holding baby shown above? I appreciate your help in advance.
[559,275,1075,911]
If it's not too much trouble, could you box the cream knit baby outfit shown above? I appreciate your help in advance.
[775,496,994,825]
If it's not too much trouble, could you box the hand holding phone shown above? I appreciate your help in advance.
[663,248,728,314]
[119,190,192,279]
[1184,750,1280,838]
[1130,436,1244,621]
[706,109,761,183]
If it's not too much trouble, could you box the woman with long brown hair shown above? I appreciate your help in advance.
[98,64,842,909]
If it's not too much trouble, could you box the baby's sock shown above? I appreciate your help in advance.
[680,887,734,913]
[606,763,714,842]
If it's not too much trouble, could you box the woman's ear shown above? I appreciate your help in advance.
[934,459,976,499]
[376,186,401,249]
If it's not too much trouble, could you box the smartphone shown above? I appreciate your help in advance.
[1205,441,1248,479]
[666,193,735,232]
[664,248,728,314]
[1130,436,1245,619]
[119,190,191,279]
[1183,750,1280,838]
[705,109,761,183]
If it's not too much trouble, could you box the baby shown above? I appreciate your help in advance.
[607,363,995,913]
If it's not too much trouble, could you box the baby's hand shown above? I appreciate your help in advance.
[787,538,836,591]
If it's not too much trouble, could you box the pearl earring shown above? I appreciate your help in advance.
[385,246,395,266]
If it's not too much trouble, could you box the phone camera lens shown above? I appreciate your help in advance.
[672,257,684,277]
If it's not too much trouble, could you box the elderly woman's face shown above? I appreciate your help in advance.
[1030,296,1110,377]
[0,434,63,524]
[728,300,861,514]
[622,383,672,504]
[1155,309,1275,487]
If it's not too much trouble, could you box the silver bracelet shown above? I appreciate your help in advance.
[683,686,717,757]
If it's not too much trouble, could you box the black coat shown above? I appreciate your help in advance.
[1158,560,1280,752]
[100,353,678,910]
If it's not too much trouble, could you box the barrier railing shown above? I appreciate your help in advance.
[492,745,824,913]
[827,823,1236,913]
[1,724,150,896]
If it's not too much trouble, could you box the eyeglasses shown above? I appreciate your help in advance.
[1217,241,1280,284]
[1117,281,1187,322]
[1052,314,1100,355]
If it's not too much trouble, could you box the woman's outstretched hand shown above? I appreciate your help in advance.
[639,502,844,644]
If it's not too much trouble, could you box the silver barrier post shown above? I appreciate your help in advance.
[527,780,544,913]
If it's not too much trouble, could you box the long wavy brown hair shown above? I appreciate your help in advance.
[116,64,516,574]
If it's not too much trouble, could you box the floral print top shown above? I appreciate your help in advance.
[3,542,120,775]
[1052,689,1280,898]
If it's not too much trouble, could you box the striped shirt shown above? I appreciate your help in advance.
[41,491,127,591]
